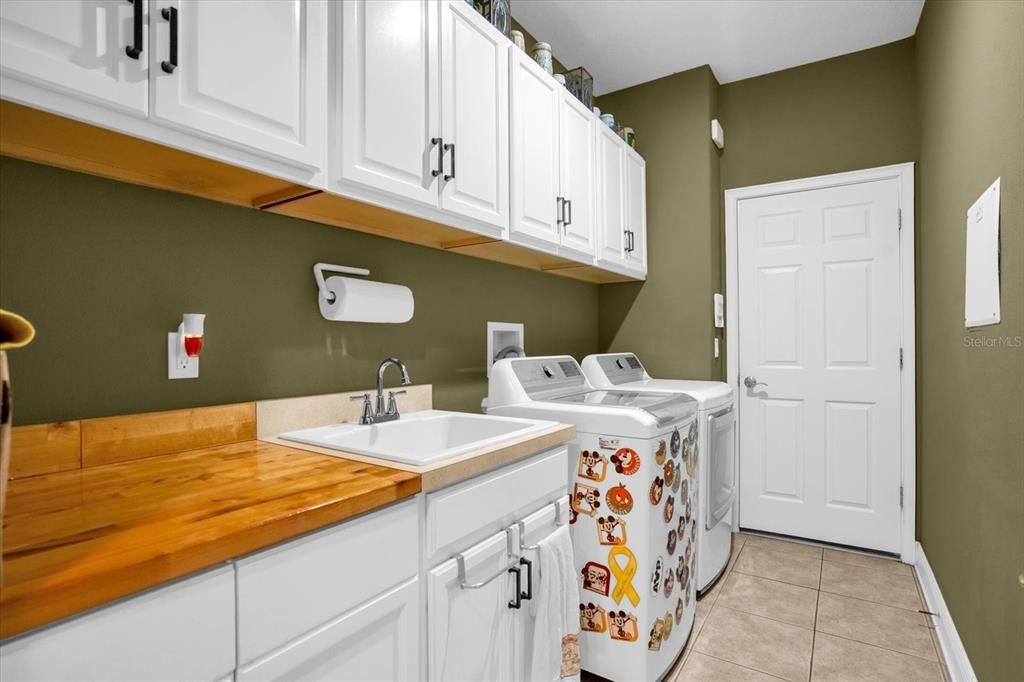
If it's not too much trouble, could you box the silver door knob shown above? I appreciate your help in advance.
[743,376,765,389]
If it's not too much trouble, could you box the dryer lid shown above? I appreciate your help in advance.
[550,389,696,427]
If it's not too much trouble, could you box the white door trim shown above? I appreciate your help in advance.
[724,162,916,562]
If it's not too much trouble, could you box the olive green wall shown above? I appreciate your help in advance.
[915,1,1024,679]
[718,37,918,191]
[0,157,599,424]
[595,66,724,381]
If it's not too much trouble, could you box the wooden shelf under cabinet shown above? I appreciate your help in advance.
[0,101,631,284]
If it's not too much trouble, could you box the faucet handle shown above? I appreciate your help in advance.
[350,393,374,425]
[387,390,407,415]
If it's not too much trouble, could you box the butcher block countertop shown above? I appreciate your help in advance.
[0,440,420,640]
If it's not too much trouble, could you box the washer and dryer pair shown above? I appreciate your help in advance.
[487,353,735,681]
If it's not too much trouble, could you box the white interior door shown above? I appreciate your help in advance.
[0,0,148,115]
[337,0,439,206]
[737,178,903,553]
[439,0,509,231]
[151,0,325,169]
[558,93,596,259]
[509,47,560,249]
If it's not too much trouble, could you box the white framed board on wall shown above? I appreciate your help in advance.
[965,178,1001,328]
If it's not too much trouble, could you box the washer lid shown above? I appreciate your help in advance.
[621,378,733,411]
[550,389,697,427]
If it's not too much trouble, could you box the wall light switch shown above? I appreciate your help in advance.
[713,293,725,328]
[714,337,720,359]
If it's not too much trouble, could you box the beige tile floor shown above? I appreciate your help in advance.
[665,533,949,682]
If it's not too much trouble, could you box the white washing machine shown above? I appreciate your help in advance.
[582,353,736,595]
[488,356,699,681]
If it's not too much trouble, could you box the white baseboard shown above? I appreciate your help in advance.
[914,542,977,682]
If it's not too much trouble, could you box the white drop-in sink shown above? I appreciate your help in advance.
[278,410,557,466]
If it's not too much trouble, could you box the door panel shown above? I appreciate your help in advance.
[0,0,148,115]
[737,178,902,552]
[338,0,439,205]
[558,94,596,258]
[509,48,559,248]
[151,0,325,168]
[237,578,419,682]
[439,1,508,231]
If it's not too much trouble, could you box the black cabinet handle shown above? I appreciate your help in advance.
[556,197,564,225]
[507,565,522,609]
[566,199,572,227]
[125,0,143,59]
[431,137,443,178]
[160,7,178,74]
[625,230,634,253]
[519,557,533,600]
[443,143,455,181]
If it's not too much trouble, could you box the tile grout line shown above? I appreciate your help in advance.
[692,650,790,682]
[808,549,823,682]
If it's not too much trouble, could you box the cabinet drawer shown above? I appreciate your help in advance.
[425,447,568,565]
[0,566,234,682]
[236,499,419,666]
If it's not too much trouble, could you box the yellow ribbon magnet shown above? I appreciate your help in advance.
[608,546,640,607]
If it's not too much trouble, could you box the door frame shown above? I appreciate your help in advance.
[724,162,916,562]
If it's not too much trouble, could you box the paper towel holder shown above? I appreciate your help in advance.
[314,262,371,304]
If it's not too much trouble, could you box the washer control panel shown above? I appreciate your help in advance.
[510,356,587,398]
[595,353,645,385]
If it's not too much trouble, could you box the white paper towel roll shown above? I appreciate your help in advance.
[318,276,414,323]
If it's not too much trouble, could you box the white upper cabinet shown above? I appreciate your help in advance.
[595,121,627,268]
[150,0,326,169]
[0,0,148,115]
[439,0,509,232]
[623,146,648,275]
[336,0,439,207]
[509,47,561,249]
[558,93,597,260]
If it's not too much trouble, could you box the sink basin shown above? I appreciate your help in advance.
[278,410,557,466]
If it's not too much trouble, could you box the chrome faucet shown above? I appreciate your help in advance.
[350,358,412,425]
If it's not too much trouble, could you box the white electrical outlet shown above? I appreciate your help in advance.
[168,333,199,379]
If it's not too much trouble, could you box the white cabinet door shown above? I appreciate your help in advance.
[509,46,560,250]
[428,529,519,681]
[237,578,420,682]
[337,0,440,206]
[624,146,647,275]
[439,0,508,232]
[595,122,627,267]
[0,567,235,682]
[0,0,148,115]
[558,93,597,260]
[151,0,325,169]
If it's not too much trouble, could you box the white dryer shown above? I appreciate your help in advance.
[582,353,736,594]
[488,356,699,682]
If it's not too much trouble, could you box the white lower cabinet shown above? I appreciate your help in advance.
[0,566,235,682]
[237,577,420,682]
[428,530,519,682]
[235,499,420,671]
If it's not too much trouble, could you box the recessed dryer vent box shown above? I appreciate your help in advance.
[487,322,524,377]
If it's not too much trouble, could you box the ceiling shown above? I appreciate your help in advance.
[513,0,924,94]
